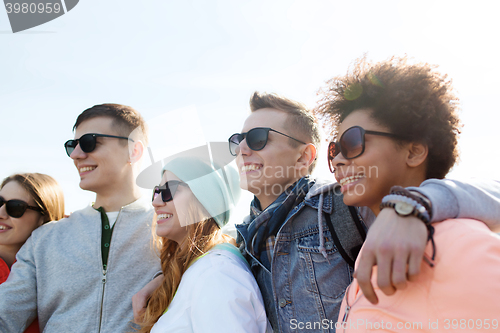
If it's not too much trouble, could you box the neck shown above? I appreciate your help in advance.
[370,175,426,216]
[0,245,21,269]
[94,185,142,212]
[255,176,305,210]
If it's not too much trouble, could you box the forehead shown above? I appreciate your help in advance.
[242,108,289,132]
[338,109,388,135]
[0,181,33,203]
[74,116,117,138]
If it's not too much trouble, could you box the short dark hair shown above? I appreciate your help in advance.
[250,92,321,173]
[73,104,148,145]
[314,56,461,179]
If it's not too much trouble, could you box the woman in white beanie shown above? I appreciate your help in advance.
[136,156,269,333]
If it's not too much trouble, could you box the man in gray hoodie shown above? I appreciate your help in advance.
[0,104,161,332]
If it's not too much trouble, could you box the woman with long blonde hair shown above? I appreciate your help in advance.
[0,173,65,333]
[136,156,269,333]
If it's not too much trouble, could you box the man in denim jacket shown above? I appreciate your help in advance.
[232,92,500,332]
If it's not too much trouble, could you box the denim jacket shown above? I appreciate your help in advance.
[237,180,365,332]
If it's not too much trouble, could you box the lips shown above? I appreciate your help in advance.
[338,174,365,186]
[240,164,262,174]
[0,224,11,231]
[157,213,173,220]
[79,166,96,174]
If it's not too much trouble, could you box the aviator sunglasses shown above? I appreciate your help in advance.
[0,196,44,218]
[328,125,403,173]
[152,180,188,203]
[64,133,134,157]
[228,127,307,156]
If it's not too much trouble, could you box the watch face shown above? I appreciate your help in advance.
[395,201,414,216]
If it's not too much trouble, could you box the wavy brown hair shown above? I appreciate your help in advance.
[136,200,233,333]
[314,56,462,179]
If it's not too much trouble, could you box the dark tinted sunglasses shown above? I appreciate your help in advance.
[328,126,402,173]
[228,127,307,156]
[152,180,188,202]
[0,196,43,218]
[64,133,134,157]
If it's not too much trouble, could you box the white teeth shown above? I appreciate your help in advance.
[0,225,9,230]
[79,166,96,173]
[157,213,173,220]
[241,164,262,173]
[340,175,364,186]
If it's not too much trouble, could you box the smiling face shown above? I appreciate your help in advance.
[331,109,412,213]
[236,108,306,208]
[70,117,131,197]
[152,171,208,245]
[0,181,44,252]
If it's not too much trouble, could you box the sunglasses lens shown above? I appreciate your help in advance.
[64,140,77,156]
[341,127,364,159]
[0,199,27,218]
[79,134,97,153]
[246,128,268,151]
[327,142,338,173]
[152,183,178,203]
[228,134,243,156]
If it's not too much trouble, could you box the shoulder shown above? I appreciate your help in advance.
[0,257,10,284]
[432,219,500,281]
[428,219,500,317]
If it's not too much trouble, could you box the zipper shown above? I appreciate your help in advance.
[98,267,107,332]
[97,208,122,333]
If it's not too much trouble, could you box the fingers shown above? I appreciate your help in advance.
[375,245,397,296]
[132,291,148,323]
[354,251,378,304]
[407,240,426,281]
[390,247,409,290]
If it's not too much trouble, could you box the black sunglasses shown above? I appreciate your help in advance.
[64,133,134,157]
[0,196,44,218]
[328,126,403,173]
[228,127,307,156]
[152,180,188,202]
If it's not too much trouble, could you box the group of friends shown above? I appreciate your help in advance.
[1,56,500,333]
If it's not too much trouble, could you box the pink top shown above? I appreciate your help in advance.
[338,219,500,332]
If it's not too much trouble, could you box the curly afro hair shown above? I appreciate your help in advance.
[314,56,462,180]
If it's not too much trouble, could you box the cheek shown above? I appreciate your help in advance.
[11,220,38,242]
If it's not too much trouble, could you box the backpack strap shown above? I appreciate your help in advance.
[323,193,367,268]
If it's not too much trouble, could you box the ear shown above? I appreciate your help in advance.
[406,142,428,168]
[296,143,317,174]
[128,140,144,164]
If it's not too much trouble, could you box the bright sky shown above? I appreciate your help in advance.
[1,0,499,226]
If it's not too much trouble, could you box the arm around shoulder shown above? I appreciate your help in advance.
[410,178,500,228]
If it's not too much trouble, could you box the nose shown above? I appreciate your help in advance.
[0,203,8,219]
[152,191,165,208]
[237,137,252,156]
[69,142,86,160]
[330,151,350,173]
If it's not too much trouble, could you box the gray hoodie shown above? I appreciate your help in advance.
[0,198,161,333]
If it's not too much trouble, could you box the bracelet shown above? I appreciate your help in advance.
[381,187,436,262]
[379,201,430,224]
[389,186,432,220]
[382,194,430,222]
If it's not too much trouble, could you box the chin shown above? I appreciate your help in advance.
[341,191,365,207]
